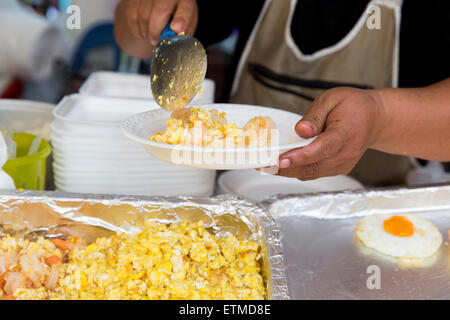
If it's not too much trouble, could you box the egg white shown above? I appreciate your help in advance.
[355,214,443,260]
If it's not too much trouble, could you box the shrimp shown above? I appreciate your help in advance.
[0,251,18,274]
[3,272,31,295]
[19,253,48,287]
[0,255,8,274]
[45,265,60,290]
[243,116,277,147]
[243,116,277,134]
[210,109,227,125]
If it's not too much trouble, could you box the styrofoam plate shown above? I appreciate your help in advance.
[54,183,215,197]
[52,159,214,175]
[50,141,149,158]
[55,171,215,188]
[52,165,211,178]
[80,71,215,103]
[53,94,160,126]
[51,120,125,140]
[51,151,153,165]
[51,118,125,138]
[54,177,216,196]
[217,170,364,202]
[51,144,149,158]
[50,134,148,154]
[121,104,316,170]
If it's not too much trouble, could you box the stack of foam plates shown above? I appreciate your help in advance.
[51,94,216,196]
[217,170,364,202]
[80,71,215,104]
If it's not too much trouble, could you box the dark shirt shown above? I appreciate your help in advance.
[195,0,450,100]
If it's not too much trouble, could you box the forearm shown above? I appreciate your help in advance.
[114,0,154,60]
[371,78,450,161]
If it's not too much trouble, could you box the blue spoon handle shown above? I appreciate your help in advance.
[159,22,176,41]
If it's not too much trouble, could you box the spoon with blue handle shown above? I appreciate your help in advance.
[150,23,207,111]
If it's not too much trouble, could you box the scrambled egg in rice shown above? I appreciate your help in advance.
[2,221,265,300]
[150,106,276,148]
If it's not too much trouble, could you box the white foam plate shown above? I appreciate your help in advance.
[52,165,210,178]
[55,171,215,188]
[80,71,215,103]
[217,170,364,202]
[51,145,149,159]
[51,151,154,166]
[51,119,125,138]
[51,120,125,140]
[55,179,215,196]
[55,184,214,197]
[52,159,213,175]
[121,104,317,170]
[50,132,146,152]
[53,94,160,126]
[50,141,149,158]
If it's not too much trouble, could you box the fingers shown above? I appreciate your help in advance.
[125,0,198,47]
[137,0,153,39]
[277,158,352,181]
[295,122,315,139]
[296,89,345,138]
[279,126,347,168]
[148,0,178,45]
[171,0,198,35]
[126,0,142,38]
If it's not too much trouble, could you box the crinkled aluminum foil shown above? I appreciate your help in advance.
[0,190,289,300]
[262,183,450,300]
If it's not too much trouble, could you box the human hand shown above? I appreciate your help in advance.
[277,87,387,180]
[122,0,198,46]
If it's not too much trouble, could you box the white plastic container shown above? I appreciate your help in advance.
[0,131,15,189]
[55,182,215,197]
[80,71,215,104]
[217,170,363,202]
[0,99,54,140]
[54,94,160,125]
[51,94,217,196]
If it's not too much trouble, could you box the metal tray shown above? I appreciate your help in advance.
[262,183,450,300]
[0,190,289,300]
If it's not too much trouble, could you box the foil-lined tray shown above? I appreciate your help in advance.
[0,190,290,300]
[262,183,450,300]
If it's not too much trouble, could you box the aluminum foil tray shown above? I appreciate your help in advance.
[262,184,450,300]
[0,190,289,300]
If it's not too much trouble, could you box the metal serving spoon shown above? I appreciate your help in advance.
[150,24,207,111]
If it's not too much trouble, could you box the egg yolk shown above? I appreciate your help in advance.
[383,215,414,237]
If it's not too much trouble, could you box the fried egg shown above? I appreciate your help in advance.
[355,214,443,261]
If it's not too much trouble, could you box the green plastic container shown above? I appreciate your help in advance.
[2,133,52,190]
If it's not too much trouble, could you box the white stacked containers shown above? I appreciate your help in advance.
[79,71,215,103]
[51,72,216,196]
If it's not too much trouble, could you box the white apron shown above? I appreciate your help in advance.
[231,0,414,186]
